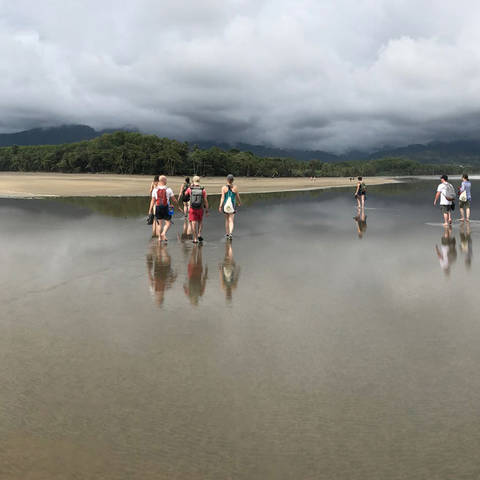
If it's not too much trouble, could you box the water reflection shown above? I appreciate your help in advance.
[459,223,473,269]
[354,208,367,239]
[183,245,208,306]
[177,215,193,241]
[146,242,177,306]
[219,243,241,302]
[435,227,457,275]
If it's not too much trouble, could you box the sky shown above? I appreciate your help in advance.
[1,0,480,152]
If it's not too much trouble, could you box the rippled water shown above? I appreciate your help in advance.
[1,180,480,479]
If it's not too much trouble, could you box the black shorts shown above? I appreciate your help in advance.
[155,205,171,220]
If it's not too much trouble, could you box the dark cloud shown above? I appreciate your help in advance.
[1,0,480,151]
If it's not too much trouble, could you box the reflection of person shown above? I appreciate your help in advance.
[353,209,367,239]
[219,174,242,240]
[435,226,457,275]
[434,175,454,226]
[459,174,472,223]
[354,176,367,208]
[178,215,193,242]
[459,222,473,269]
[183,245,208,306]
[146,242,177,307]
[219,242,240,302]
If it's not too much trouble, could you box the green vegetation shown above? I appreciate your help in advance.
[0,131,472,177]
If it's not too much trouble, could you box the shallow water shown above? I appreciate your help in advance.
[1,180,480,479]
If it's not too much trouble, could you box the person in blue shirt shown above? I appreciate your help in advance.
[459,174,472,223]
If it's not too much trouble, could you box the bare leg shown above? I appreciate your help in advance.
[466,207,471,222]
[198,219,203,238]
[155,219,162,238]
[228,214,235,235]
[443,212,449,226]
[191,220,198,242]
[356,196,361,209]
[224,215,229,235]
[361,195,365,208]
[460,207,465,222]
[161,220,171,241]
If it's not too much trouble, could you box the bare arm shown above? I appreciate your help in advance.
[219,187,226,212]
[204,192,209,212]
[434,191,440,205]
[234,186,241,206]
[148,196,154,214]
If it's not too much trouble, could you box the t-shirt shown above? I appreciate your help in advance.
[437,183,452,206]
[153,186,174,205]
[460,180,472,200]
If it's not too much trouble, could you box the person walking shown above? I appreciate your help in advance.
[458,174,472,223]
[354,176,367,208]
[152,175,180,242]
[178,176,191,218]
[148,175,160,237]
[434,175,456,226]
[219,174,241,240]
[184,176,209,243]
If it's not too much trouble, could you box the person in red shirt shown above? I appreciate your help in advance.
[184,176,209,243]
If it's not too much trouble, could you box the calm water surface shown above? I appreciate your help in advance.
[1,180,480,479]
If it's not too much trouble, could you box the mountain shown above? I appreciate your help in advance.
[1,124,480,165]
[366,140,480,164]
[192,140,339,162]
[0,124,135,147]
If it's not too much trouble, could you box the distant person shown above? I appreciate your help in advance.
[183,245,208,306]
[219,174,241,240]
[434,175,456,226]
[146,242,177,307]
[148,175,160,237]
[152,175,179,242]
[353,210,367,239]
[184,176,209,243]
[219,242,240,302]
[435,226,457,275]
[354,176,367,208]
[458,174,472,223]
[178,176,191,218]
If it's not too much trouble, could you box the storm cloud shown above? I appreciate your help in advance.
[1,0,480,151]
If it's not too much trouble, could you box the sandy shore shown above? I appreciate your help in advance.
[0,172,396,198]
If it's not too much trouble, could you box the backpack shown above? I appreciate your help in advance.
[444,182,456,201]
[223,185,235,214]
[155,187,168,207]
[181,183,190,202]
[360,182,367,194]
[190,186,204,209]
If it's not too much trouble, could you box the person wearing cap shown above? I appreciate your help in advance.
[183,176,209,243]
[434,174,455,226]
[219,174,241,240]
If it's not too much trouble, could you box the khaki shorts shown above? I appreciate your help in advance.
[459,200,471,209]
[441,205,452,214]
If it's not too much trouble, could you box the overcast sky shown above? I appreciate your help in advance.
[1,0,480,152]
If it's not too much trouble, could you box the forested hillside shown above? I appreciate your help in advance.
[0,131,470,177]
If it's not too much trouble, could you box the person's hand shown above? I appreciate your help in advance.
[218,207,222,213]
[205,209,209,216]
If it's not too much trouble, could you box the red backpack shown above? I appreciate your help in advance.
[156,187,168,206]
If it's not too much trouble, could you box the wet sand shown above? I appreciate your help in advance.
[0,172,396,197]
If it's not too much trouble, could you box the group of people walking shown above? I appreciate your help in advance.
[148,174,242,243]
[434,174,472,226]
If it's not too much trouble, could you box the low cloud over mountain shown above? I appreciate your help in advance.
[2,1,480,152]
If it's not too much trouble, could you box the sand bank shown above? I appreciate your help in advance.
[0,172,397,198]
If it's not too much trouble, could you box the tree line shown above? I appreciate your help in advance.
[0,131,470,177]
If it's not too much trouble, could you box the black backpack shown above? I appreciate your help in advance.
[190,186,204,209]
[181,183,190,202]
